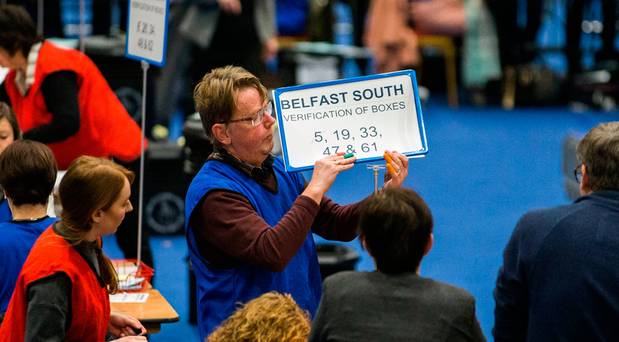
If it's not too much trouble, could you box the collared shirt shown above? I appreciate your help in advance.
[209,146,278,193]
[15,42,42,96]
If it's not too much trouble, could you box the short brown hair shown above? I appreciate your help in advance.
[208,292,310,342]
[59,156,135,293]
[576,122,619,191]
[193,65,267,145]
[0,101,21,140]
[0,140,56,206]
[359,188,433,274]
[0,5,40,57]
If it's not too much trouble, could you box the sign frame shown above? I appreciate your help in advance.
[125,0,170,67]
[273,70,428,172]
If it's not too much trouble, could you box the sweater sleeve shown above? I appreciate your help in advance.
[25,272,71,342]
[23,71,80,143]
[311,196,363,242]
[191,190,321,272]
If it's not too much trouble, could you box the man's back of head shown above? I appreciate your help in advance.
[576,121,619,193]
[359,187,433,274]
[0,140,57,206]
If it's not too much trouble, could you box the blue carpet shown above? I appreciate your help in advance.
[105,103,617,341]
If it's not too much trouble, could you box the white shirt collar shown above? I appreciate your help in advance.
[15,41,42,96]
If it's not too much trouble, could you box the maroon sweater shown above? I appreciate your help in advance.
[189,150,362,272]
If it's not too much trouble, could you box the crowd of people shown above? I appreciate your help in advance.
[0,1,618,341]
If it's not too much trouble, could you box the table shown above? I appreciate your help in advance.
[111,289,179,333]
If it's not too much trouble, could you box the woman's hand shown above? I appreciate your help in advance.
[303,153,356,204]
[383,151,409,189]
[109,312,146,338]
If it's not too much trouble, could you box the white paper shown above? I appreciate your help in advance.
[109,292,150,303]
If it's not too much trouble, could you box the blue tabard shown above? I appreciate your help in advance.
[0,216,58,312]
[184,157,322,339]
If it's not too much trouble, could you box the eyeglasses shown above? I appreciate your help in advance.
[227,100,274,127]
[573,163,583,183]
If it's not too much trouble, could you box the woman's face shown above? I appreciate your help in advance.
[97,177,133,237]
[0,48,20,70]
[0,117,15,154]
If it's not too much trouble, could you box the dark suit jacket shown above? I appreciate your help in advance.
[494,190,619,341]
[310,271,486,342]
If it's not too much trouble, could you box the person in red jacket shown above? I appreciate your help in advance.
[0,156,146,341]
[0,5,143,169]
[0,4,152,270]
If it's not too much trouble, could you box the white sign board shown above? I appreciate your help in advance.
[274,70,428,172]
[125,0,169,66]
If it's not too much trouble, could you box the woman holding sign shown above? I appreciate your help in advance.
[0,4,152,270]
[185,65,410,340]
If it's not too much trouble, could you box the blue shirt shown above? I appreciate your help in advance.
[0,216,58,312]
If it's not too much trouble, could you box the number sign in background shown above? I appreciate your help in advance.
[273,70,428,172]
[125,0,169,66]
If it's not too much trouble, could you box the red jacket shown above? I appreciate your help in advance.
[3,41,145,169]
[0,227,110,341]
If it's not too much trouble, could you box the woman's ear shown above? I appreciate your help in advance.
[91,209,103,224]
[211,123,231,146]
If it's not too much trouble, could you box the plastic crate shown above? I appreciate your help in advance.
[112,259,154,292]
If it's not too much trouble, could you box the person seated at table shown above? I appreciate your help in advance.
[208,291,310,342]
[0,101,21,222]
[0,140,57,322]
[310,188,486,341]
[0,156,147,341]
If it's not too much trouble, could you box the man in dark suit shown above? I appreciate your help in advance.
[309,188,486,342]
[494,122,619,341]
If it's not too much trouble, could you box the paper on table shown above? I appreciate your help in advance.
[109,292,150,303]
[118,276,145,291]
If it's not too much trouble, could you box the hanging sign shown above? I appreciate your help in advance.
[125,0,169,66]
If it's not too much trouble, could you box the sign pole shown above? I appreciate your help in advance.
[125,0,169,268]
[367,164,386,194]
[79,0,86,52]
[136,60,149,267]
[37,0,44,34]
